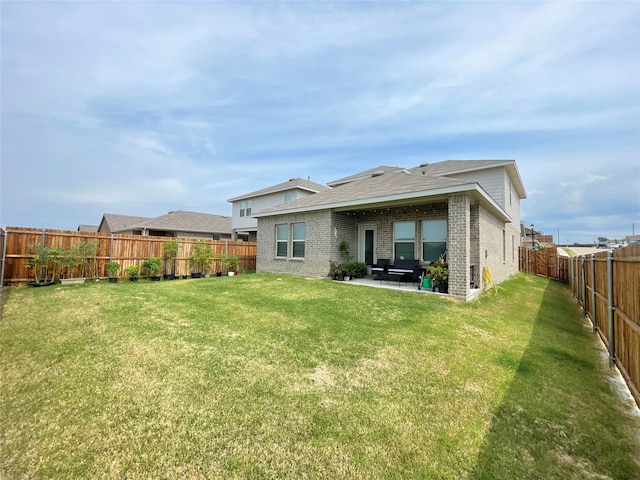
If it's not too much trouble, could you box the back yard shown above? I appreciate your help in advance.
[1,273,639,479]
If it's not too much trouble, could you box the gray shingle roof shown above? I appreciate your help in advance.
[327,166,406,187]
[114,210,231,234]
[254,170,474,215]
[100,214,152,232]
[228,178,329,202]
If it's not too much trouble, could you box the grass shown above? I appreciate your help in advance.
[1,274,639,479]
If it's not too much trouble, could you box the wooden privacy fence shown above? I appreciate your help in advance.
[0,227,256,285]
[521,244,640,405]
[519,246,569,283]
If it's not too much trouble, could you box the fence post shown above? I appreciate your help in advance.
[109,234,114,262]
[39,228,46,282]
[0,229,7,288]
[607,250,615,367]
[581,256,587,314]
[590,254,596,333]
[526,248,529,273]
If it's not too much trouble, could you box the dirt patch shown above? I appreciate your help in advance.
[308,364,335,390]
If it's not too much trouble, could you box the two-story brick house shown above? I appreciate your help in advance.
[250,160,526,300]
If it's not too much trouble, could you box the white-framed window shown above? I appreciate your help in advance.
[422,219,447,262]
[240,200,252,217]
[284,191,292,202]
[394,221,415,260]
[276,224,288,257]
[292,223,306,258]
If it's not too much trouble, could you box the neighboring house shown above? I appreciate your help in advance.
[77,224,99,232]
[97,211,233,239]
[98,214,152,234]
[227,178,329,241]
[251,160,526,300]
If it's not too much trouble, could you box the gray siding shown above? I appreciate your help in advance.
[232,188,317,231]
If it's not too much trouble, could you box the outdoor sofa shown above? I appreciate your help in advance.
[371,259,424,285]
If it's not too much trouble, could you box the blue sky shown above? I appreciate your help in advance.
[1,1,639,243]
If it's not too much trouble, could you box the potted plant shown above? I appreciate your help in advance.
[162,239,178,280]
[214,253,225,276]
[23,244,60,286]
[188,241,213,278]
[105,261,120,283]
[58,246,83,284]
[328,261,345,281]
[226,255,239,276]
[125,264,139,282]
[142,257,162,281]
[344,261,368,279]
[76,239,99,279]
[427,260,449,293]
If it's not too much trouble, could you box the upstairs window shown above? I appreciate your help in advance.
[422,219,447,262]
[284,191,292,202]
[240,200,252,217]
[394,221,415,260]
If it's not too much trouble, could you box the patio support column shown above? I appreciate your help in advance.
[448,194,470,299]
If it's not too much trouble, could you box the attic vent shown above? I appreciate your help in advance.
[289,178,295,182]
[419,163,430,167]
[371,171,385,177]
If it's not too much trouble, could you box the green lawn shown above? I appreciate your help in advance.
[1,274,639,479]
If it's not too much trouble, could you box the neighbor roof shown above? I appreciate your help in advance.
[228,178,330,202]
[99,214,152,233]
[112,210,231,234]
[253,169,510,222]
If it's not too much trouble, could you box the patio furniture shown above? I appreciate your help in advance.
[372,259,423,285]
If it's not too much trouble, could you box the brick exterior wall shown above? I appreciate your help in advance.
[256,210,333,277]
[477,205,519,287]
[470,205,480,287]
[257,202,448,278]
[447,195,470,299]
[256,197,519,299]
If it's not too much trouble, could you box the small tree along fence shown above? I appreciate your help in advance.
[0,227,256,285]
[520,245,640,405]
